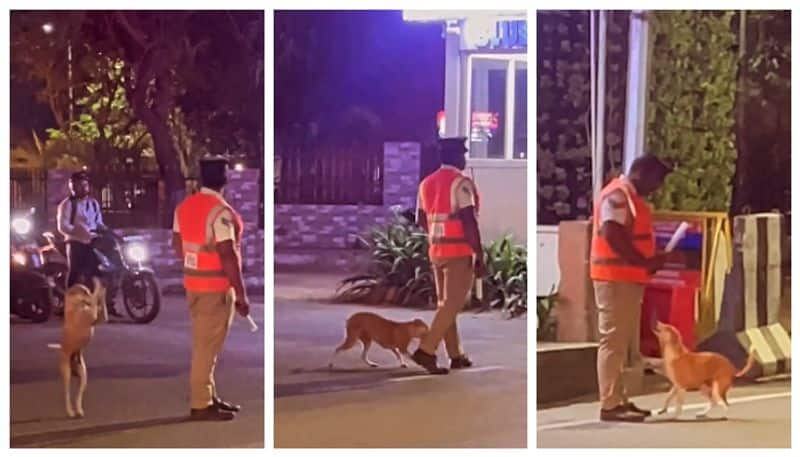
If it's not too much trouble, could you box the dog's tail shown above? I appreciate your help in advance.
[47,343,61,350]
[735,348,758,378]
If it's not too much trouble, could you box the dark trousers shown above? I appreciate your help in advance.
[66,241,99,288]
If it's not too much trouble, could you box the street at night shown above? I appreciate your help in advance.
[273,278,527,448]
[538,380,790,448]
[9,295,265,448]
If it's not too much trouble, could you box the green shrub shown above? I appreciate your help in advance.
[336,212,527,318]
[536,285,559,341]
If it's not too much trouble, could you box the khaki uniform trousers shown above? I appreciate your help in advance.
[188,289,235,409]
[594,280,645,410]
[419,256,474,357]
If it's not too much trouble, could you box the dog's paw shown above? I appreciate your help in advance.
[66,409,76,419]
[656,408,668,415]
[400,363,408,368]
[75,410,85,419]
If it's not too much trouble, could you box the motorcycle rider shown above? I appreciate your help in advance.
[56,170,122,317]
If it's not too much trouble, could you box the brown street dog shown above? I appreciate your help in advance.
[653,321,756,419]
[329,312,429,369]
[49,278,108,418]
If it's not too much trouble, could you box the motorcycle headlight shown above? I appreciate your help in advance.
[12,218,32,236]
[126,243,148,262]
[12,252,26,266]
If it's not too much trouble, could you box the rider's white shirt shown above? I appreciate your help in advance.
[57,196,105,245]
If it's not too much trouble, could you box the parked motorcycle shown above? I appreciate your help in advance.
[90,228,161,324]
[10,208,55,323]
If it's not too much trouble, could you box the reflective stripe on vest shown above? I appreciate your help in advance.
[419,168,478,259]
[589,177,655,284]
[176,192,243,293]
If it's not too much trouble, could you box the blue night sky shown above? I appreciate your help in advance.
[275,10,445,143]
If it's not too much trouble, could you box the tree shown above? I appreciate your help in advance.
[11,11,265,223]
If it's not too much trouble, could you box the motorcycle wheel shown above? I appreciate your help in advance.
[19,288,52,323]
[122,272,160,324]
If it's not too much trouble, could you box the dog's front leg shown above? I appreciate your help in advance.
[60,353,75,418]
[657,386,676,415]
[74,353,87,418]
[392,348,408,368]
[671,388,686,419]
[360,340,378,368]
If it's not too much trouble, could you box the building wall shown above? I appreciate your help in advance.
[46,169,264,276]
[274,142,420,251]
[466,158,527,244]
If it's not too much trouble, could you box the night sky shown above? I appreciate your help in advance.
[275,10,445,143]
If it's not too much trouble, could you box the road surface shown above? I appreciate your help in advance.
[274,298,527,448]
[537,379,790,448]
[10,294,265,448]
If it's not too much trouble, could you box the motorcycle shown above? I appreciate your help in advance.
[10,208,56,323]
[89,228,161,324]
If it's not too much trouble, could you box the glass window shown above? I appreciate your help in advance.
[514,62,527,159]
[469,58,507,159]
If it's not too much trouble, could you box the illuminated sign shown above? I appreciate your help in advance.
[402,10,525,22]
[464,19,527,50]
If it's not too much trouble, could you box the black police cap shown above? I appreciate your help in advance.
[438,137,468,153]
[70,171,89,182]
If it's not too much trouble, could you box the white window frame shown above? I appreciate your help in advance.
[464,53,527,160]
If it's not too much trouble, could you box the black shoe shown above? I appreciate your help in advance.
[450,355,473,369]
[190,405,236,421]
[600,404,647,423]
[624,402,652,417]
[213,397,241,412]
[411,349,449,375]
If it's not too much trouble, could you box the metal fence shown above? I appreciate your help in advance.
[275,143,384,205]
[10,169,48,226]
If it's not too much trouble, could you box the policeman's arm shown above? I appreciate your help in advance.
[217,241,247,301]
[455,178,483,258]
[212,210,247,302]
[417,211,428,233]
[457,206,484,261]
[171,232,183,260]
[599,221,648,267]
[415,189,428,233]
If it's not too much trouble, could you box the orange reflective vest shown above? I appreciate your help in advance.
[176,192,243,293]
[590,177,655,283]
[418,167,480,260]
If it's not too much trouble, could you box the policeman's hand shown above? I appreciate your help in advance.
[645,253,668,274]
[474,257,489,279]
[235,297,250,317]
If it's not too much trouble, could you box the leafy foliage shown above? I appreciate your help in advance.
[336,210,527,318]
[646,11,738,211]
[536,285,559,341]
[478,236,527,317]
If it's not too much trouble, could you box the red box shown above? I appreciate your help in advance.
[640,283,697,357]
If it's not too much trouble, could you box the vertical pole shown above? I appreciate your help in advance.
[590,11,597,199]
[595,10,607,198]
[505,59,515,159]
[623,10,651,174]
[443,20,463,138]
[68,40,74,124]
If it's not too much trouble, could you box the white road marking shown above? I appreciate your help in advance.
[386,365,506,383]
[537,391,791,431]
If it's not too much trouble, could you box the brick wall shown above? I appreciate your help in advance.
[46,169,264,276]
[274,142,420,250]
